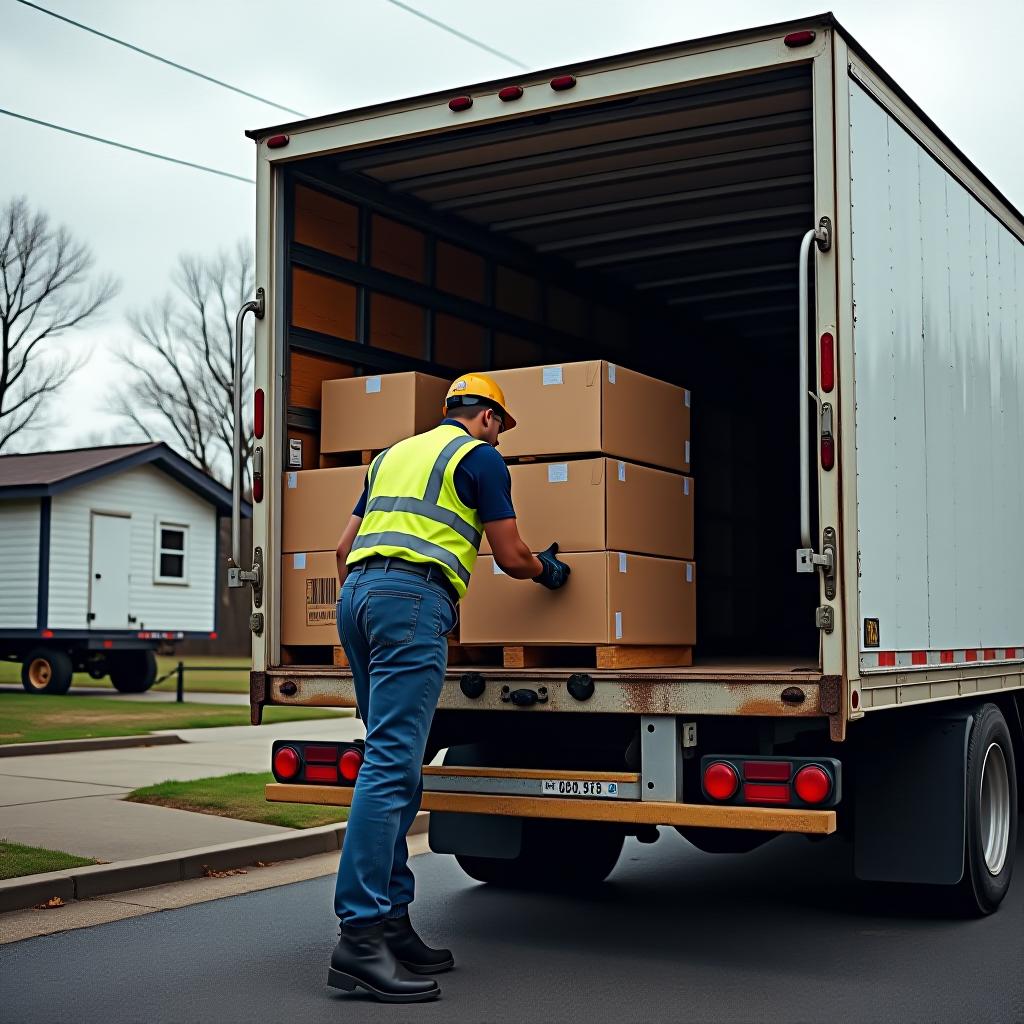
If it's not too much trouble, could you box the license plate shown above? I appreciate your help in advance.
[540,779,617,798]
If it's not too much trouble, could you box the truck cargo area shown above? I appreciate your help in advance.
[277,63,821,674]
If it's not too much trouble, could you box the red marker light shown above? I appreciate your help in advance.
[550,74,576,91]
[793,765,832,804]
[704,761,739,800]
[273,746,301,780]
[820,332,835,392]
[41,629,54,638]
[498,85,524,101]
[821,433,835,471]
[266,134,290,149]
[448,96,473,111]
[254,388,264,440]
[339,749,363,782]
[784,30,817,47]
[742,760,791,782]
[743,782,790,804]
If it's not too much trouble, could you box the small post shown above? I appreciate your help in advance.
[176,661,185,703]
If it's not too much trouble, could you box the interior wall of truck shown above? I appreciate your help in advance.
[281,64,820,665]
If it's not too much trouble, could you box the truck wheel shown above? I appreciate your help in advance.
[21,648,73,695]
[108,650,158,693]
[957,703,1018,916]
[456,818,624,889]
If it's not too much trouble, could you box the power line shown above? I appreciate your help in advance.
[384,0,528,70]
[16,0,306,117]
[0,107,256,185]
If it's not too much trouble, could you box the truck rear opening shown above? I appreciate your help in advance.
[269,61,823,678]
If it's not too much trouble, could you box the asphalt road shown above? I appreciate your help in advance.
[3,826,1022,1024]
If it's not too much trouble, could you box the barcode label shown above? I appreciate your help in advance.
[306,577,338,625]
[542,366,563,386]
[547,463,568,483]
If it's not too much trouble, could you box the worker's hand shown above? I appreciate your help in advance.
[532,543,571,590]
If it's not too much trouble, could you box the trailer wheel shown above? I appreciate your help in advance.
[21,648,73,695]
[456,818,624,889]
[108,650,158,693]
[957,703,1018,916]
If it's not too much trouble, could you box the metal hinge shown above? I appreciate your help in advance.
[797,527,837,600]
[815,215,832,252]
[815,606,835,633]
[228,546,264,608]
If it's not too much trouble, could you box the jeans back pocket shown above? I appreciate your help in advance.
[367,591,422,646]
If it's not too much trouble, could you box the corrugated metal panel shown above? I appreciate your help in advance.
[0,500,40,629]
[47,464,217,632]
[851,80,1024,668]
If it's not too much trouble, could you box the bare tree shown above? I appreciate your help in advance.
[0,196,119,451]
[114,241,254,490]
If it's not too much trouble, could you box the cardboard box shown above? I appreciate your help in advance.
[282,467,366,553]
[281,551,339,645]
[460,553,696,646]
[481,458,693,559]
[490,361,690,472]
[321,372,450,454]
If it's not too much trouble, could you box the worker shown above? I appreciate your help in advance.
[327,372,571,1003]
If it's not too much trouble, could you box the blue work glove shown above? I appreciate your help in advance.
[533,543,571,590]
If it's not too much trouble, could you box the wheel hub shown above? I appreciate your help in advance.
[28,658,52,690]
[979,741,1011,876]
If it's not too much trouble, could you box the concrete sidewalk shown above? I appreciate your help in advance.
[0,716,364,862]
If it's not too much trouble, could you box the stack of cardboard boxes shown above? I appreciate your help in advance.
[460,360,695,656]
[280,361,694,661]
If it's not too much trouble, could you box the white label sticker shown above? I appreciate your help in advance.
[614,611,623,640]
[288,438,302,467]
[686,563,694,584]
[684,389,691,408]
[547,463,568,483]
[685,439,691,464]
[287,472,298,489]
[617,461,626,482]
[618,552,628,573]
[542,366,563,386]
[492,560,505,575]
[293,553,306,570]
[684,477,690,496]
[608,363,617,383]
[364,376,382,394]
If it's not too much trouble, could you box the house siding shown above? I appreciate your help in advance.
[0,500,41,629]
[47,464,217,632]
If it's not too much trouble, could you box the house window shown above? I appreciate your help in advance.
[156,523,189,584]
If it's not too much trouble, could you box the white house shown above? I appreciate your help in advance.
[0,442,248,694]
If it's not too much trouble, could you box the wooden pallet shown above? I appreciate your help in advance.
[333,641,502,670]
[503,645,693,670]
[318,449,381,469]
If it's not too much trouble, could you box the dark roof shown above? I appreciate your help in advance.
[0,442,252,517]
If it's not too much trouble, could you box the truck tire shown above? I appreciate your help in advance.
[456,818,624,889]
[21,648,73,695]
[957,703,1018,916]
[108,650,159,693]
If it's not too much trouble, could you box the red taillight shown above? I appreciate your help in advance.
[498,85,523,101]
[252,476,263,503]
[209,631,218,640]
[254,388,264,440]
[304,745,337,763]
[41,629,54,638]
[821,433,835,471]
[793,765,832,804]
[851,689,860,710]
[339,749,363,782]
[266,134,290,149]
[820,332,835,393]
[743,782,790,804]
[742,760,791,782]
[103,639,114,649]
[550,74,576,91]
[305,763,339,783]
[273,746,301,780]
[704,761,739,800]
[784,30,817,47]
[448,95,473,111]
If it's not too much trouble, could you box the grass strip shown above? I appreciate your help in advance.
[127,772,348,829]
[0,657,251,695]
[0,693,348,746]
[0,840,97,880]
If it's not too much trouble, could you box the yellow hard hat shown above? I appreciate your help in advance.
[444,372,517,431]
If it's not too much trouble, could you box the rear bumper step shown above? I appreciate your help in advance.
[265,782,836,834]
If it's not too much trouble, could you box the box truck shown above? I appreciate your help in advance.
[229,14,1024,914]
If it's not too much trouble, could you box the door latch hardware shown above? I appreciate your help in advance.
[681,722,698,748]
[815,215,832,252]
[229,546,264,608]
[815,606,834,632]
[501,686,548,706]
[249,612,264,636]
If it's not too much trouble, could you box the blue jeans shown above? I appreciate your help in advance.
[333,564,455,928]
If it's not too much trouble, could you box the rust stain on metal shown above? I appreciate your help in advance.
[249,671,266,726]
[619,680,670,715]
[818,676,841,714]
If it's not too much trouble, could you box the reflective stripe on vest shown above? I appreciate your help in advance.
[347,424,485,597]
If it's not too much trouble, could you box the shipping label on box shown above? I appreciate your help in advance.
[305,576,338,627]
[281,551,341,645]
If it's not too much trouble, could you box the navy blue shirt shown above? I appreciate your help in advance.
[352,419,516,524]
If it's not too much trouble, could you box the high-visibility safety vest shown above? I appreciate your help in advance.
[347,424,486,598]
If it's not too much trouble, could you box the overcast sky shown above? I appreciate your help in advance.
[3,0,1022,453]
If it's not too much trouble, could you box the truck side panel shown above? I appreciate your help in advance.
[0,500,41,629]
[850,80,1024,672]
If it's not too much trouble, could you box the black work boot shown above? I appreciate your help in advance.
[384,911,455,974]
[328,922,440,1003]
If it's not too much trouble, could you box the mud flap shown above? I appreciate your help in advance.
[853,712,971,884]
[429,811,523,859]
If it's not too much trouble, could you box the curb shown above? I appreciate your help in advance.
[0,734,186,758]
[0,812,429,913]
